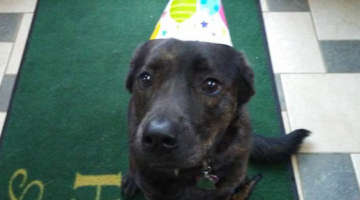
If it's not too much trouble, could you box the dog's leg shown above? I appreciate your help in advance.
[121,173,140,199]
[182,175,261,200]
[122,155,141,199]
[182,187,231,200]
[231,175,262,200]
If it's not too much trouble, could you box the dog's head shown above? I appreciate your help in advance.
[126,39,254,171]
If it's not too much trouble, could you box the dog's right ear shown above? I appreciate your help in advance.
[234,51,255,105]
[126,40,161,93]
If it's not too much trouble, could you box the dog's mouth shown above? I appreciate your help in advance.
[148,163,204,177]
[148,161,199,170]
[144,149,206,169]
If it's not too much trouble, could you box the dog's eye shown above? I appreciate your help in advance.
[201,78,221,95]
[138,72,152,88]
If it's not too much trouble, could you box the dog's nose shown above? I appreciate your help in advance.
[142,118,177,151]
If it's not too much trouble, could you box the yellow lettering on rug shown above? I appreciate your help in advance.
[73,172,122,200]
[8,168,44,200]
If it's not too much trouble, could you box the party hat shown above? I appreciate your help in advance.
[150,0,232,46]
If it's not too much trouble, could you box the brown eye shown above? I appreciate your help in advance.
[138,72,152,88]
[201,78,221,95]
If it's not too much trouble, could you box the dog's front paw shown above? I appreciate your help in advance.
[231,174,262,200]
[121,174,139,199]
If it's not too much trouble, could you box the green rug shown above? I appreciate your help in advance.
[0,0,297,199]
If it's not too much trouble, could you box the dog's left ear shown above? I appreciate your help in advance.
[234,52,255,105]
[126,40,163,93]
[126,41,149,93]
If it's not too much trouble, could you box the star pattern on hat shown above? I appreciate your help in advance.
[201,21,208,28]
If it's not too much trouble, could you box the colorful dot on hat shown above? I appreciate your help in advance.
[170,0,197,23]
[200,0,221,15]
[221,28,227,35]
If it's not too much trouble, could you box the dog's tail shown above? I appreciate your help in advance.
[250,129,310,163]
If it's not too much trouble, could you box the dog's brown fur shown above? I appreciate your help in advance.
[122,39,309,200]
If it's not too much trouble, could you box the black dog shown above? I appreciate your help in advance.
[122,39,309,200]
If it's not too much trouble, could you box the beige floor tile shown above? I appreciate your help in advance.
[0,42,13,84]
[263,12,325,73]
[0,0,37,13]
[0,112,6,138]
[6,14,33,75]
[281,74,360,153]
[309,0,360,40]
[351,154,360,190]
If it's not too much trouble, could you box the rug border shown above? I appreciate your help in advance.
[255,0,300,199]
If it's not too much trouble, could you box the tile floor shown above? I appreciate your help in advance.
[0,0,359,199]
[0,1,36,137]
[261,0,360,199]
